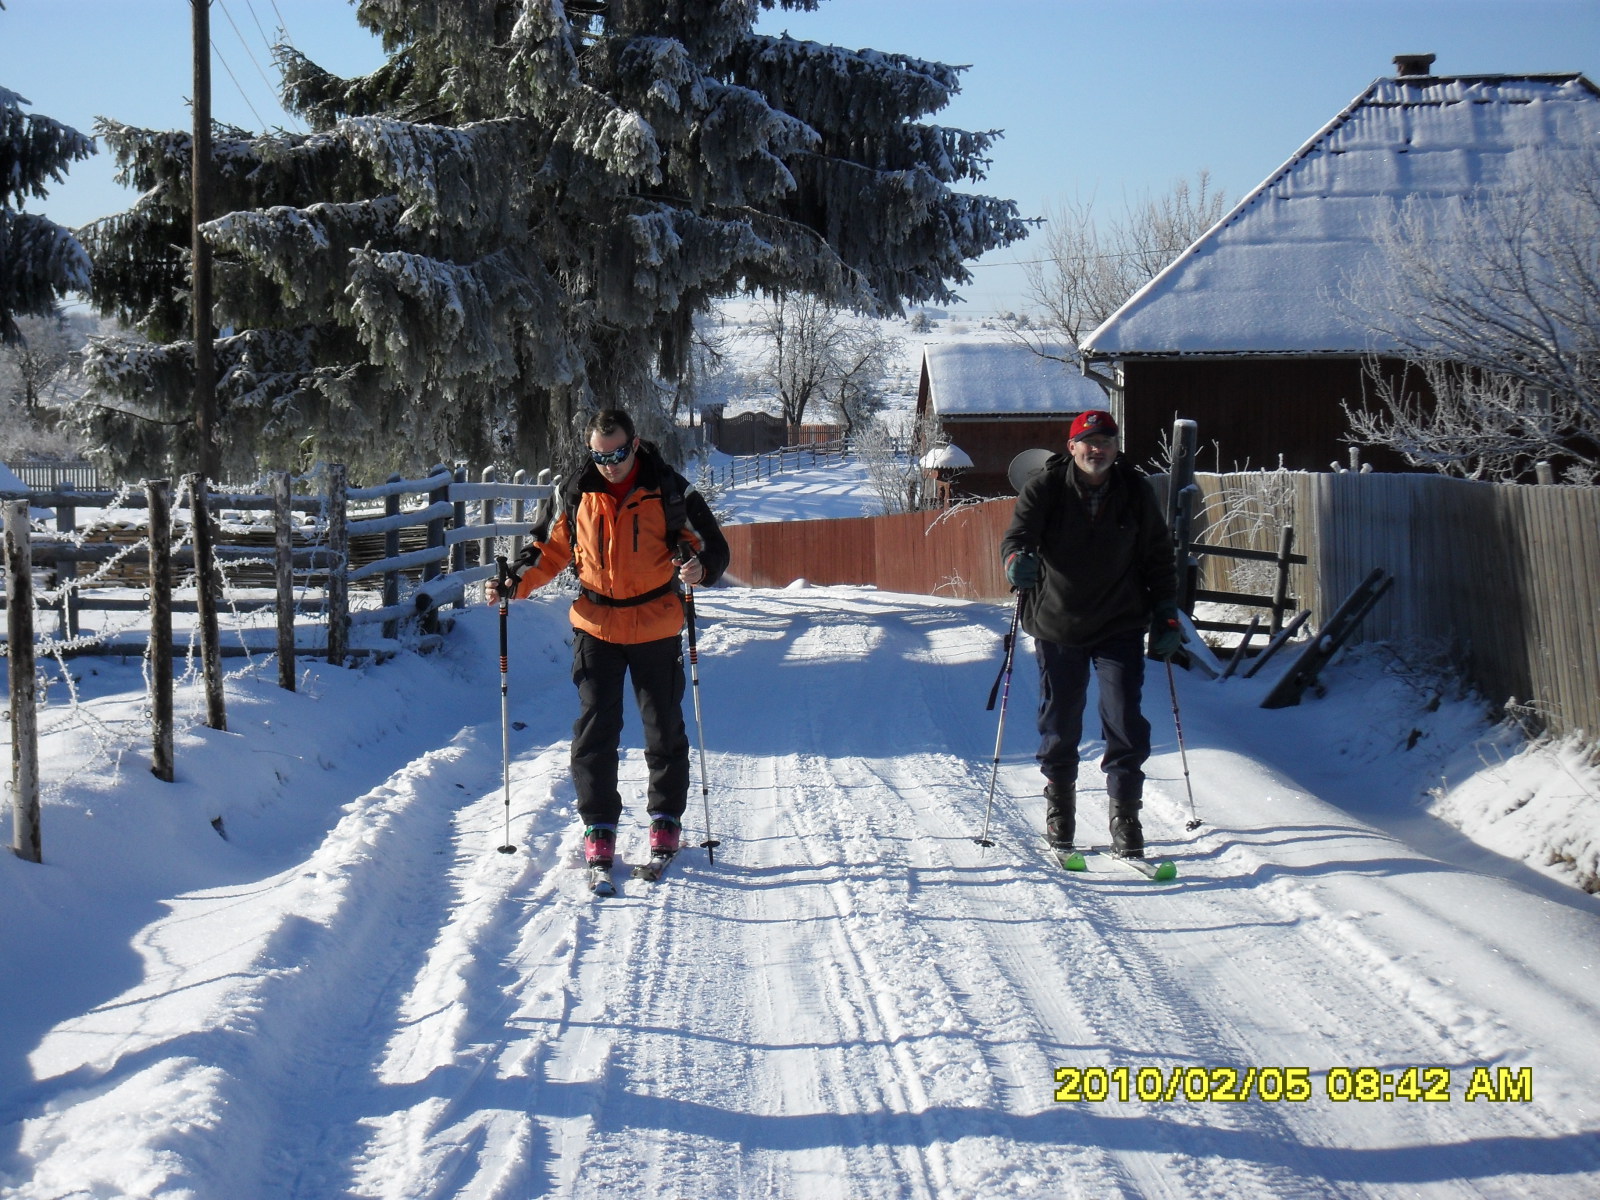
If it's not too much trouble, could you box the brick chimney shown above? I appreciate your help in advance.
[1393,53,1437,77]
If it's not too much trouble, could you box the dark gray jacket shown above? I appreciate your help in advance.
[1000,457,1176,647]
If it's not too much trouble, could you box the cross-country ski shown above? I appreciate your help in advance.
[1060,846,1180,882]
[630,851,678,883]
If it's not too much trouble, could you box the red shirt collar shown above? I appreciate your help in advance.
[603,460,640,502]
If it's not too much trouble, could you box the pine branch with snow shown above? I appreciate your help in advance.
[73,1,1026,482]
[1,85,93,342]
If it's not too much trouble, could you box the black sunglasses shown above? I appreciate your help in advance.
[589,442,633,466]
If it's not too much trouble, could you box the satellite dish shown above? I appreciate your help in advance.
[1007,448,1053,494]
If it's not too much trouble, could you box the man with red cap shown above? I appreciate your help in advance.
[999,409,1182,857]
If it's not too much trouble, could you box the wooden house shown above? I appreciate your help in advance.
[914,339,1107,496]
[1081,56,1600,472]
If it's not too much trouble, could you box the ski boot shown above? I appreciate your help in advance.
[648,814,682,856]
[583,825,617,869]
[1044,781,1075,850]
[1109,806,1145,860]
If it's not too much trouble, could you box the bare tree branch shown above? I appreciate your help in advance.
[1346,147,1600,481]
[1019,170,1226,369]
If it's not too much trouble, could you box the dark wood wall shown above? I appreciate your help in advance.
[940,416,1074,497]
[1121,357,1418,474]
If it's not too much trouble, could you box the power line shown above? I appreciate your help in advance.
[210,37,270,130]
[218,3,280,103]
[216,0,303,131]
[268,0,296,47]
[966,243,1198,269]
[242,0,280,59]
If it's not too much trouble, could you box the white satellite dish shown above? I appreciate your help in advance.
[1007,448,1053,494]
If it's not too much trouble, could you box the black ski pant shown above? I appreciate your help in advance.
[1034,628,1150,811]
[570,630,690,828]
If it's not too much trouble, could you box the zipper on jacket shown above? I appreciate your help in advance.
[633,513,640,553]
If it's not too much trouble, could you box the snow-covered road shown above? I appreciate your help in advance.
[4,586,1599,1198]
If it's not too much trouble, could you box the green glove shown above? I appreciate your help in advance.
[1005,550,1041,591]
[1148,603,1186,659]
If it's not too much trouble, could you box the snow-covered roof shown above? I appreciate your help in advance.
[0,463,55,520]
[1083,71,1600,358]
[921,340,1105,416]
[920,443,974,470]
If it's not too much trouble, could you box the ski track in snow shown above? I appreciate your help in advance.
[4,587,1600,1198]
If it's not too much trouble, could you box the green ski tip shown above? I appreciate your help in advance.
[1061,850,1087,871]
[1151,859,1178,882]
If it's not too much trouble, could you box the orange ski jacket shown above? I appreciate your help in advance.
[513,445,728,645]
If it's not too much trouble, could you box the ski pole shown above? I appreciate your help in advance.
[676,545,718,862]
[1165,659,1202,831]
[495,556,517,854]
[975,591,1023,848]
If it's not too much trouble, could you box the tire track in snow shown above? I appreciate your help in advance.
[737,590,1387,1199]
[246,588,1600,1199]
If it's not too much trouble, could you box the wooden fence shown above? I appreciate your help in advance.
[704,438,854,492]
[727,473,1600,741]
[1,464,554,663]
[3,465,555,863]
[724,498,1014,599]
[4,459,102,491]
[1179,471,1600,741]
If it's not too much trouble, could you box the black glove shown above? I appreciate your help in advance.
[1005,550,1041,591]
[489,555,521,604]
[1148,603,1186,659]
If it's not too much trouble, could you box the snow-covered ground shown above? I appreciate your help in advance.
[3,463,1600,1199]
[709,454,881,525]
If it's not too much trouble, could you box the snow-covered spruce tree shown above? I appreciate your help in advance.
[1,86,93,344]
[72,0,1027,482]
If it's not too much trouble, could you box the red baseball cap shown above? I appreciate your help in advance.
[1069,410,1118,442]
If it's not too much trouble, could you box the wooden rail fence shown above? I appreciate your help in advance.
[3,465,554,858]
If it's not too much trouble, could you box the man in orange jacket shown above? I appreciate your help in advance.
[491,409,729,870]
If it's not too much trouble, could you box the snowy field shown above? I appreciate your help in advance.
[3,462,1600,1199]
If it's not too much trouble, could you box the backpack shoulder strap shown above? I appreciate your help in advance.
[660,470,689,548]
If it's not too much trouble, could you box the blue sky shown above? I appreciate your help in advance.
[4,0,1598,315]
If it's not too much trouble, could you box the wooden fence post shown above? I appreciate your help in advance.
[5,499,41,862]
[451,464,468,608]
[185,474,227,730]
[381,473,401,642]
[479,464,497,602]
[57,480,79,638]
[325,464,349,666]
[273,472,295,691]
[1166,418,1198,532]
[1271,525,1295,636]
[422,464,449,635]
[147,480,175,781]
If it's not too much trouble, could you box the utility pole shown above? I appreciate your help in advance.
[192,0,227,730]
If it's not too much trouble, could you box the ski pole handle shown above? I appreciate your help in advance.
[495,556,513,668]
